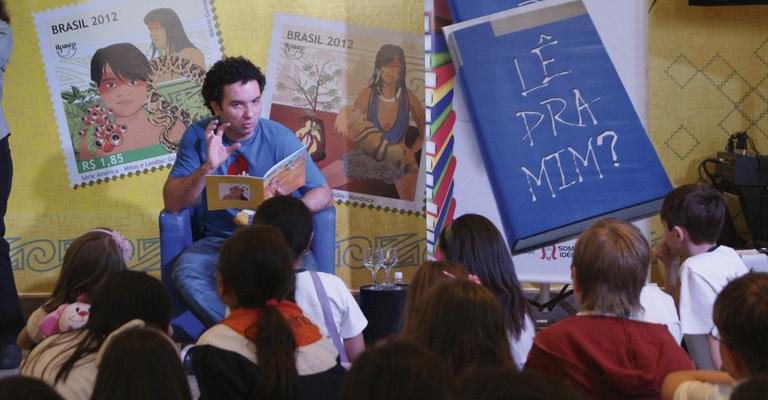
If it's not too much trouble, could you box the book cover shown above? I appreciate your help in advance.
[426,77,454,106]
[426,62,456,88]
[427,190,456,243]
[446,0,519,23]
[205,147,307,210]
[425,31,448,53]
[444,0,671,252]
[427,179,454,217]
[427,197,456,239]
[424,9,452,32]
[427,105,452,136]
[427,111,456,156]
[427,135,454,174]
[434,0,453,20]
[426,89,454,124]
[427,156,457,197]
[425,51,452,69]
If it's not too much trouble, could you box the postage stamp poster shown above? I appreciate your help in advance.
[34,0,221,186]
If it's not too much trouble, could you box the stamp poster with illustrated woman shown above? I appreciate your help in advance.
[33,0,221,186]
[263,14,425,214]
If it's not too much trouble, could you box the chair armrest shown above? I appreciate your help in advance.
[159,208,194,316]
[310,206,336,274]
[160,208,194,270]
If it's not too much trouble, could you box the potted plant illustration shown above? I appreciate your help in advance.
[276,60,343,162]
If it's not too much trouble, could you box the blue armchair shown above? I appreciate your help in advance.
[159,205,337,341]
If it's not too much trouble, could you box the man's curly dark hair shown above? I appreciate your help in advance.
[201,56,266,114]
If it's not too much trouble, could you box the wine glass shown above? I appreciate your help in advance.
[380,247,398,289]
[363,248,379,288]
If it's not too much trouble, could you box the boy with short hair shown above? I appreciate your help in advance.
[655,183,749,368]
[661,272,768,400]
[526,219,693,399]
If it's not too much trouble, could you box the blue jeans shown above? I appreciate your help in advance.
[172,235,319,328]
[172,236,227,328]
[0,135,23,344]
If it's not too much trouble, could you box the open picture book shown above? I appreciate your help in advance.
[205,147,307,210]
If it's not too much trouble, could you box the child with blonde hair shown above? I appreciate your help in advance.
[526,219,693,399]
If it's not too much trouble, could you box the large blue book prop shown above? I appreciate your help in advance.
[447,0,524,23]
[444,0,671,252]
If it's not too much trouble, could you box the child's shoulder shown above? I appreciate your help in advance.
[684,246,746,271]
[675,379,735,400]
[681,246,749,293]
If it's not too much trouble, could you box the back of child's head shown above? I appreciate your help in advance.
[218,224,298,399]
[660,183,725,244]
[90,326,191,400]
[254,195,312,262]
[44,228,130,312]
[731,373,768,400]
[0,376,64,400]
[25,270,171,384]
[86,270,170,335]
[340,340,453,400]
[437,213,533,339]
[402,278,513,377]
[437,214,515,284]
[456,368,583,400]
[218,223,295,307]
[404,260,469,332]
[713,272,768,375]
[572,218,648,317]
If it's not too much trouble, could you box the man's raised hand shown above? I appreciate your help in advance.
[204,119,241,172]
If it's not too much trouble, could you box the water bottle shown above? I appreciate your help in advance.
[393,271,404,285]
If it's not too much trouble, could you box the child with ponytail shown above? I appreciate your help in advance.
[192,224,345,400]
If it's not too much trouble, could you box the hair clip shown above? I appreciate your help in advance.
[90,228,133,262]
[442,270,482,286]
[265,299,279,307]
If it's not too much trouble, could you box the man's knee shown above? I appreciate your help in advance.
[171,241,221,288]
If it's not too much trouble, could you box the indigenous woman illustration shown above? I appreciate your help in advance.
[323,44,425,201]
[77,43,189,160]
[144,8,205,83]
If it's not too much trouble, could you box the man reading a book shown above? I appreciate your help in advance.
[163,56,332,327]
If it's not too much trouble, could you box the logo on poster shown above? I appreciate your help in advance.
[282,41,305,59]
[55,42,77,59]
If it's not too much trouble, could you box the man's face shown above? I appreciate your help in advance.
[97,64,147,118]
[211,80,262,141]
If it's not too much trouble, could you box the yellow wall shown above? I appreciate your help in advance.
[648,0,768,248]
[6,0,424,293]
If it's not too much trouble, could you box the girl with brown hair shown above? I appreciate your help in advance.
[401,278,513,377]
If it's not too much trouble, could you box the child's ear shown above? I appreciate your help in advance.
[673,225,688,243]
[216,273,235,308]
[570,264,579,293]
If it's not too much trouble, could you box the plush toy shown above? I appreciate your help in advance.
[38,301,91,338]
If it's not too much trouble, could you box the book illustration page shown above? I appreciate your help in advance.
[262,147,307,196]
[263,14,426,214]
[206,175,263,211]
[33,0,222,186]
[219,183,251,201]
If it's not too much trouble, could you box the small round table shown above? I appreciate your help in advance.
[358,284,408,344]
